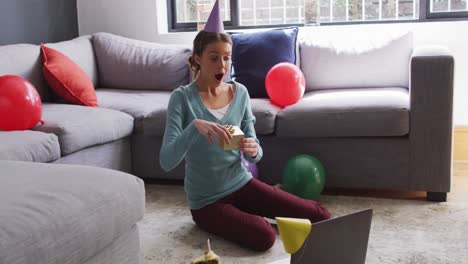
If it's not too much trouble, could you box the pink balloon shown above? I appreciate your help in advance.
[0,75,42,131]
[265,62,305,107]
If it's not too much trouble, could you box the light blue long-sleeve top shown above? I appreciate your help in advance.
[159,81,263,209]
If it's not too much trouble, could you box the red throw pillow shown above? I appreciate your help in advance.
[41,44,98,106]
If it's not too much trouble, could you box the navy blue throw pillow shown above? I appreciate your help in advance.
[230,27,298,98]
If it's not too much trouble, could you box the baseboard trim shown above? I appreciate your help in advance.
[454,126,468,161]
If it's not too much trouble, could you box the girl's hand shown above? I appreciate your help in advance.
[194,119,232,145]
[239,138,258,158]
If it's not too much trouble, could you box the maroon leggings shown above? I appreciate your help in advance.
[190,178,331,251]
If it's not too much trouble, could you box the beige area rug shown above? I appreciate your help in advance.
[140,184,468,264]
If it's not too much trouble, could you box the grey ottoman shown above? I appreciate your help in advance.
[0,160,145,264]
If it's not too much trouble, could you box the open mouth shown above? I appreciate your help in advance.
[215,73,224,81]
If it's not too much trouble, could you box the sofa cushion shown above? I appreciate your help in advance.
[230,27,298,98]
[0,160,145,264]
[0,44,49,101]
[92,32,191,91]
[0,131,60,162]
[45,35,99,87]
[250,98,281,135]
[41,44,98,106]
[300,31,413,91]
[32,103,134,155]
[276,87,409,138]
[96,88,170,136]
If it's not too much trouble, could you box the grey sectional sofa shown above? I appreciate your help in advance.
[0,31,454,203]
[0,29,455,263]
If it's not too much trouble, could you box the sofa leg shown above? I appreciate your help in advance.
[426,192,447,202]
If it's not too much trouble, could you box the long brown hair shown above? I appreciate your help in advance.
[188,30,232,80]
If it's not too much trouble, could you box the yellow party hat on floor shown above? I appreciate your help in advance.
[276,217,312,254]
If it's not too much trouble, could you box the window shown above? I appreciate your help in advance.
[239,0,306,26]
[174,0,231,23]
[168,0,468,31]
[307,0,419,23]
[426,0,468,18]
[169,0,236,30]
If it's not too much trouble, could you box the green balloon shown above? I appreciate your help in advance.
[282,154,325,200]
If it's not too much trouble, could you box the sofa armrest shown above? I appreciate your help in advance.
[409,45,454,192]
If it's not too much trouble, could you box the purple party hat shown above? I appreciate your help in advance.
[204,0,224,33]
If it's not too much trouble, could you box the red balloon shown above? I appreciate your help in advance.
[0,75,42,131]
[265,62,305,107]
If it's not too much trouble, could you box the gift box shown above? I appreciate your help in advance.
[221,125,244,150]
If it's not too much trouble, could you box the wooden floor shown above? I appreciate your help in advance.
[450,161,468,202]
[323,161,468,202]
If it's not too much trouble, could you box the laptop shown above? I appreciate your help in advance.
[270,209,373,264]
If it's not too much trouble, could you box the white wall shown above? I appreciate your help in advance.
[77,0,158,41]
[77,0,468,125]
